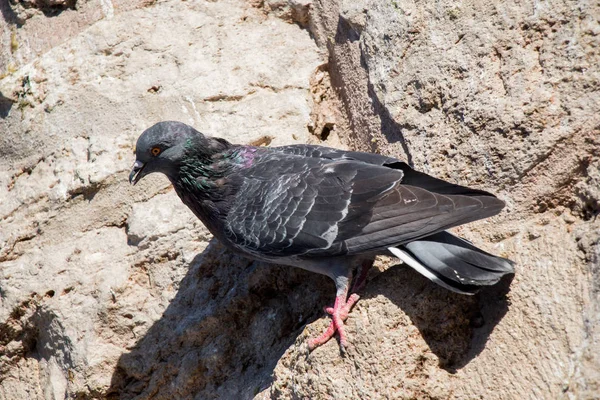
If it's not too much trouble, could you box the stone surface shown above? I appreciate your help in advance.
[259,1,600,399]
[1,0,599,399]
[1,0,321,398]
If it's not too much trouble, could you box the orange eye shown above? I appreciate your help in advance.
[151,147,161,156]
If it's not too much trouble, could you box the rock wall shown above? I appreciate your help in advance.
[1,0,598,399]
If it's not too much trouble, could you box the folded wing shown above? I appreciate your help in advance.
[224,150,505,258]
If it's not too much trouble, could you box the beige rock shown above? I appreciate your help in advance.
[263,0,600,399]
[1,0,598,399]
[1,0,321,398]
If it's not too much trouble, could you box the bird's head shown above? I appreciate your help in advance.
[129,121,229,185]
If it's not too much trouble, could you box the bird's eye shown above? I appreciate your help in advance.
[151,147,161,156]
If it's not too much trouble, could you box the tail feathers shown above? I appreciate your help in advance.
[388,231,515,295]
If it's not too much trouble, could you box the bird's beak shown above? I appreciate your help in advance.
[129,160,146,185]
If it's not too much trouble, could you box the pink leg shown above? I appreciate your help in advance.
[323,259,373,316]
[308,293,350,350]
[307,260,374,351]
[351,259,373,294]
[324,293,360,319]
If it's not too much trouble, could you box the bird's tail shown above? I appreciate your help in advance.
[388,231,514,295]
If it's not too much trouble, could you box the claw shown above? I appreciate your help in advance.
[308,261,373,351]
[308,293,360,350]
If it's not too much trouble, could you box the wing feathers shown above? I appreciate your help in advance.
[342,182,504,254]
[225,146,506,258]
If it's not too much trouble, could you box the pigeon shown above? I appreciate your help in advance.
[129,121,514,350]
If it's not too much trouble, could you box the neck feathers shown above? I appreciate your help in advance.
[173,140,247,202]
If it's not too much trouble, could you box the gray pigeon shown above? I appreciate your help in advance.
[129,121,514,350]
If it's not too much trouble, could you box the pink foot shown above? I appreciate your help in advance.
[324,293,360,319]
[307,261,373,351]
[307,293,360,350]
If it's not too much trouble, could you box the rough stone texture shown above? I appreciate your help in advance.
[1,0,599,399]
[260,1,600,399]
[6,0,77,24]
[0,0,322,398]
